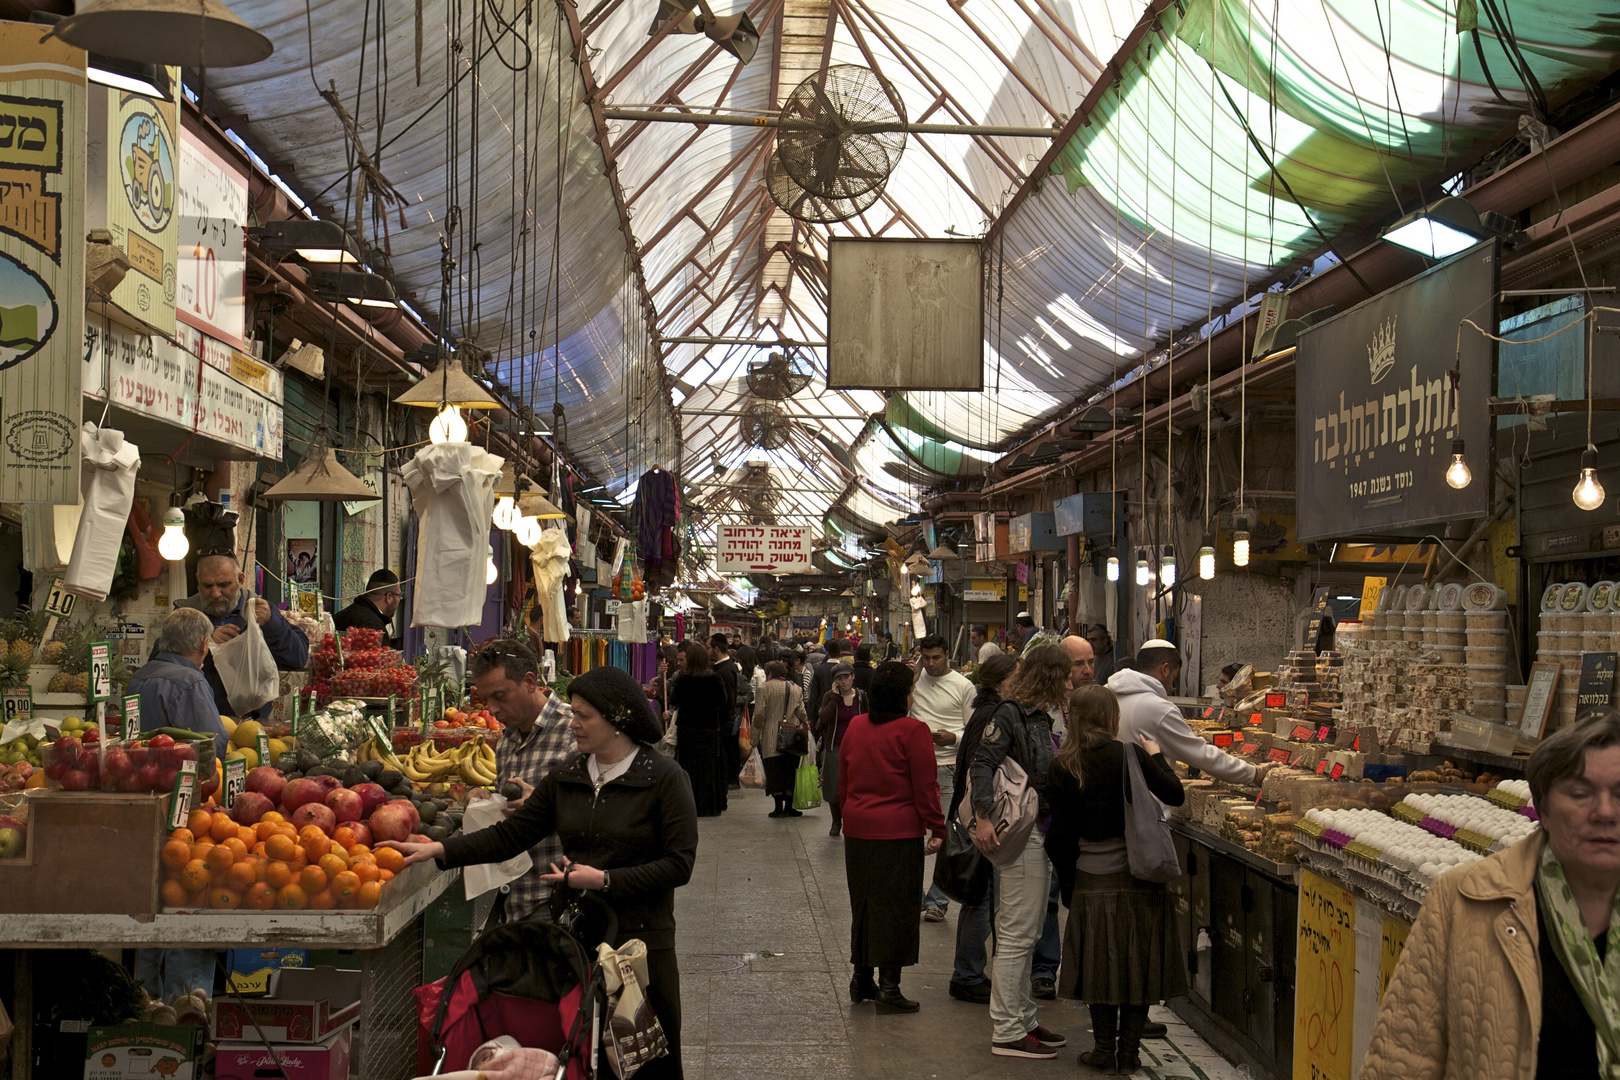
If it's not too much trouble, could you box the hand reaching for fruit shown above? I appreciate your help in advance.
[376,839,444,867]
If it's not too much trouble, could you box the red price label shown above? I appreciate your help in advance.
[1248,712,1264,726]
[1316,760,1329,774]
[1318,725,1331,742]
[1267,747,1292,764]
[1239,742,1258,755]
[1330,764,1345,780]
[1265,692,1286,708]
[1292,724,1316,742]
[1213,732,1234,748]
[1202,706,1215,718]
[1353,735,1362,751]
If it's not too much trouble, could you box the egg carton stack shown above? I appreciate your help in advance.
[1486,778,1539,820]
[1296,806,1483,916]
[1392,791,1540,855]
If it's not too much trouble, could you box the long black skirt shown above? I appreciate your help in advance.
[762,753,797,796]
[843,837,923,969]
[675,727,728,816]
[1058,870,1186,1005]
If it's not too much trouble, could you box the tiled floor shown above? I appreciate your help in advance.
[671,787,1255,1079]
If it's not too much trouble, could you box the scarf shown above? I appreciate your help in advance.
[1536,842,1620,1077]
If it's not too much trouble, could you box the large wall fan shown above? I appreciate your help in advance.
[740,402,795,449]
[768,64,905,222]
[746,349,815,399]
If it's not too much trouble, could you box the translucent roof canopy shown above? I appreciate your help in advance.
[203,0,1620,557]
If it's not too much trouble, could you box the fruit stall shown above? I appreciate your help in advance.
[0,630,516,1080]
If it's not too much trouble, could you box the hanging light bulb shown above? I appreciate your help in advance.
[485,545,498,585]
[1106,555,1120,582]
[1198,534,1216,581]
[428,405,468,444]
[1574,446,1606,511]
[514,515,543,547]
[157,506,189,561]
[1232,515,1251,568]
[492,495,517,530]
[1135,548,1151,587]
[1443,438,1472,490]
[1160,545,1177,587]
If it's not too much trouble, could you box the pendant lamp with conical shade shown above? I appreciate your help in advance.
[262,447,377,502]
[46,0,274,67]
[394,355,502,410]
[928,544,959,561]
[519,488,568,521]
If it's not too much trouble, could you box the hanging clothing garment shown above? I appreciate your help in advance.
[65,424,140,601]
[530,526,572,645]
[618,600,648,644]
[402,443,503,628]
[632,468,680,589]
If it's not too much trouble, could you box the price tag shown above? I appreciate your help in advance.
[1202,706,1215,719]
[1239,742,1258,755]
[387,695,398,729]
[122,695,141,743]
[1316,759,1329,775]
[1292,724,1316,742]
[43,577,77,619]
[1318,725,1331,742]
[1330,763,1345,780]
[1248,712,1263,727]
[256,732,270,764]
[88,642,112,703]
[3,689,32,727]
[423,685,441,726]
[366,714,391,747]
[167,760,198,831]
[1266,747,1292,764]
[1265,692,1286,709]
[1213,732,1234,748]
[223,757,246,810]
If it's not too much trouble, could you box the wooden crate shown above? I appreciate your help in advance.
[0,791,166,915]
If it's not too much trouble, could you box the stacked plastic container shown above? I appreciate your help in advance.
[1461,581,1511,722]
[1536,580,1618,731]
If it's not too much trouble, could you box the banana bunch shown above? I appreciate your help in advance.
[457,740,498,787]
[355,736,410,773]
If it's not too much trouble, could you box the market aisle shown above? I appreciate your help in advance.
[672,787,1252,1080]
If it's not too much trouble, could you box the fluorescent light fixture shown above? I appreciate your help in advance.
[311,269,398,309]
[1381,195,1513,259]
[88,55,170,98]
[249,219,362,265]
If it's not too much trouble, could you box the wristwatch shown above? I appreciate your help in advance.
[601,871,612,893]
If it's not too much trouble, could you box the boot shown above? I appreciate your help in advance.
[848,968,877,1004]
[829,802,842,836]
[874,966,919,1013]
[1077,1004,1117,1072]
[769,796,786,818]
[1115,1005,1148,1073]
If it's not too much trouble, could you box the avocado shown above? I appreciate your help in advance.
[378,769,403,790]
[425,825,448,842]
[284,771,303,782]
[341,766,366,788]
[358,760,384,780]
[296,748,321,772]
[419,803,438,825]
[499,781,522,801]
[275,754,300,772]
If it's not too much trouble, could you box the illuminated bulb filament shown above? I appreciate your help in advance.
[429,405,468,444]
[1106,556,1120,582]
[1233,530,1251,568]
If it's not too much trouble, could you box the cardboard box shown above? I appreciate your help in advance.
[210,967,361,1043]
[0,792,167,915]
[226,948,311,995]
[214,1027,351,1080]
[84,1023,202,1080]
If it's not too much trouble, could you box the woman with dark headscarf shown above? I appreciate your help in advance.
[839,661,947,1012]
[671,640,730,816]
[381,667,699,1080]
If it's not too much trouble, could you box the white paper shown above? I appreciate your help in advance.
[461,794,534,900]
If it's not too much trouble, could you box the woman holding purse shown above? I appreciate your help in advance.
[752,660,809,817]
[1045,684,1185,1073]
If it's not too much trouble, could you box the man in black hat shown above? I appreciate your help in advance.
[335,569,403,647]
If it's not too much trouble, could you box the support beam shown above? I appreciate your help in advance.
[601,107,1058,138]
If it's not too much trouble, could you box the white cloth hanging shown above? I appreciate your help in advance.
[402,443,503,628]
[616,600,647,644]
[530,526,572,645]
[63,424,140,601]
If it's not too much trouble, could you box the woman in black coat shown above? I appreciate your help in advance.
[381,667,699,1080]
[671,640,730,816]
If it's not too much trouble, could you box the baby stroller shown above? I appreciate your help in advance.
[415,896,617,1078]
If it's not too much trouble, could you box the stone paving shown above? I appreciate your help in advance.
[672,787,1253,1080]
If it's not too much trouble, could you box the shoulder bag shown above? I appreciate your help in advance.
[956,704,1040,867]
[1122,746,1181,882]
[931,816,992,905]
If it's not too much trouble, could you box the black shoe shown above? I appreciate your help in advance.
[829,821,841,836]
[1077,1049,1117,1072]
[947,980,991,1004]
[874,985,919,1013]
[768,809,785,818]
[849,973,877,1004]
[1031,976,1057,1000]
[785,808,803,817]
[1141,1020,1167,1038]
[1115,1049,1141,1073]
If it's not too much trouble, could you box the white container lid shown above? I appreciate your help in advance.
[1589,582,1617,612]
[1559,582,1591,613]
[1436,582,1466,611]
[1541,583,1567,613]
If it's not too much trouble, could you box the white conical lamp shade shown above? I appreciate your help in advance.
[395,356,502,410]
[47,0,274,67]
[262,448,376,502]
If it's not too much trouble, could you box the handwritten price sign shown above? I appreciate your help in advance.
[1295,871,1356,1080]
[88,642,112,703]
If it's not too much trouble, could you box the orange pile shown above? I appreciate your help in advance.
[158,809,401,911]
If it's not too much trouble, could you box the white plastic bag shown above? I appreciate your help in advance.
[64,424,140,601]
[209,589,280,716]
[740,747,766,788]
[460,794,533,900]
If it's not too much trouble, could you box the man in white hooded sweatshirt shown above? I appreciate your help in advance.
[1109,640,1273,788]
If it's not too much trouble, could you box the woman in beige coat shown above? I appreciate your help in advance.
[1363,710,1620,1079]
[752,660,808,818]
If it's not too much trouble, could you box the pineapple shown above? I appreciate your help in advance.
[0,653,27,691]
[50,621,93,697]
[4,607,47,665]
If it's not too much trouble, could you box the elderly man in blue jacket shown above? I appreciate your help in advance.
[174,553,309,721]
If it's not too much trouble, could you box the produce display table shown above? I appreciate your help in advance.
[0,864,459,1080]
[1168,821,1297,1080]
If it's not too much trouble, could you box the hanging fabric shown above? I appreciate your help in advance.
[402,443,503,628]
[531,526,572,645]
[632,468,680,590]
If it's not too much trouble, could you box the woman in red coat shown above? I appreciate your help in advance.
[839,660,947,1012]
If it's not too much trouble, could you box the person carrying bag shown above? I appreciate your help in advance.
[208,587,280,716]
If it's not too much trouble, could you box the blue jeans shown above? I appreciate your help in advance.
[137,949,216,1000]
[1033,865,1061,980]
[952,889,994,986]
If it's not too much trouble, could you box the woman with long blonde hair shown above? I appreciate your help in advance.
[1046,684,1185,1073]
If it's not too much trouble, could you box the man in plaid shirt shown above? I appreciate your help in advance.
[471,641,577,922]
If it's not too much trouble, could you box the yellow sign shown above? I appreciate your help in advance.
[0,96,62,172]
[1359,576,1388,618]
[1378,914,1411,1002]
[1295,870,1356,1080]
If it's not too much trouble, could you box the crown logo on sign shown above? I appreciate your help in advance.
[1367,316,1397,386]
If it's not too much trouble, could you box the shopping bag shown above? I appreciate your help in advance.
[740,748,766,789]
[1123,744,1181,882]
[595,938,669,1079]
[931,816,992,905]
[737,710,752,756]
[793,732,822,809]
[208,588,280,716]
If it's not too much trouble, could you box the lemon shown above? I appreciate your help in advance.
[221,716,238,736]
[267,738,288,762]
[230,719,262,750]
[227,746,259,771]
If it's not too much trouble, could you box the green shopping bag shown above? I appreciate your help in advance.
[793,732,822,810]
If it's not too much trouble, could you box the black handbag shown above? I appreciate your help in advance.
[931,816,992,905]
[777,723,809,756]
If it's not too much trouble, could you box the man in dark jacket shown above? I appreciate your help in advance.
[709,633,742,787]
[334,569,402,646]
[125,608,230,758]
[850,644,876,694]
[807,637,845,711]
[176,554,308,721]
